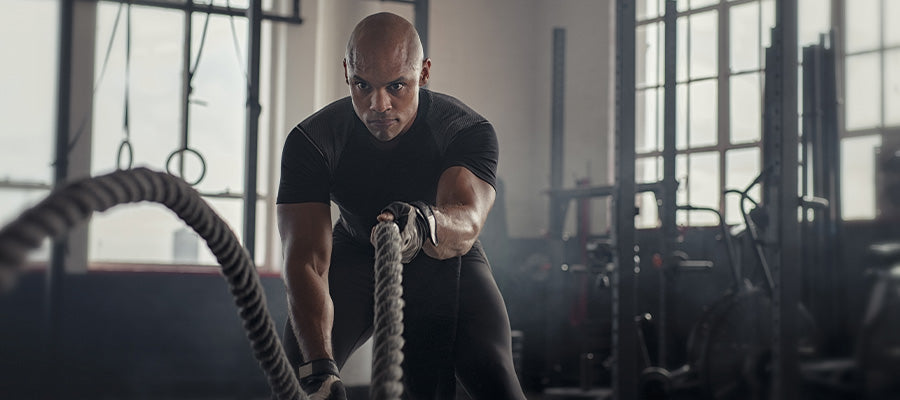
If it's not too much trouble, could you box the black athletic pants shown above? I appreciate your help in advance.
[282,226,525,400]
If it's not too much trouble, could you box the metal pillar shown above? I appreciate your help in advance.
[613,0,639,398]
[47,0,75,389]
[243,0,263,259]
[549,28,567,238]
[762,0,801,397]
[414,0,429,57]
[658,0,678,369]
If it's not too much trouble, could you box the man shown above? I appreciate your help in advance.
[276,12,525,400]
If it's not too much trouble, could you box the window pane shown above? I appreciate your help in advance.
[761,0,776,49]
[798,0,830,48]
[636,156,662,228]
[89,5,185,266]
[845,0,880,53]
[259,20,273,197]
[636,192,660,228]
[690,11,719,79]
[636,156,662,184]
[731,73,762,144]
[845,54,882,130]
[725,147,760,224]
[886,49,900,127]
[678,17,689,82]
[637,89,659,153]
[690,80,718,148]
[841,135,881,220]
[91,4,183,175]
[637,23,661,88]
[730,2,760,72]
[676,154,688,225]
[638,0,660,20]
[677,83,689,150]
[687,152,720,225]
[691,0,719,9]
[0,0,58,183]
[888,0,900,47]
[90,203,190,264]
[189,14,248,194]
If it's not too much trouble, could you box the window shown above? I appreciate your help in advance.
[0,0,59,262]
[634,0,892,226]
[635,0,776,227]
[86,1,278,269]
[843,0,899,220]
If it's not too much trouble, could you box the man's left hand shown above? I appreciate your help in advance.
[372,201,438,263]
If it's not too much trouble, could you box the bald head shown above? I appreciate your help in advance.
[345,12,424,72]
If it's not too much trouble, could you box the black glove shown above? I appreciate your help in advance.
[374,201,438,263]
[298,359,347,400]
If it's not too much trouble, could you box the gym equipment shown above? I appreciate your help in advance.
[637,172,822,400]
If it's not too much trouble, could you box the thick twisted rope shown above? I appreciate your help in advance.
[0,168,303,400]
[371,222,405,400]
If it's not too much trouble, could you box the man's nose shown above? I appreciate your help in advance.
[370,89,391,113]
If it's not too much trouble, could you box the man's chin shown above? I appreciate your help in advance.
[367,127,400,142]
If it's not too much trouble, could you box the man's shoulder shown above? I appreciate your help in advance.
[289,96,355,164]
[427,90,487,122]
[298,96,355,132]
[424,90,491,137]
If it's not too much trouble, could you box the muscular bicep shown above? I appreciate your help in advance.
[277,202,333,277]
[435,166,496,231]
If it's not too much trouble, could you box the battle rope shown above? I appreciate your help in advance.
[371,222,406,400]
[0,168,302,400]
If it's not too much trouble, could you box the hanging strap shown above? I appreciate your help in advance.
[116,1,133,170]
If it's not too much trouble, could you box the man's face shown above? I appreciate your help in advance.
[344,55,430,141]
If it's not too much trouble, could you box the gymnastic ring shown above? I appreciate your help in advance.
[165,147,207,186]
[116,139,134,170]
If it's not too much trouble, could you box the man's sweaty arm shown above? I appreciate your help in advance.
[376,166,495,260]
[277,202,335,361]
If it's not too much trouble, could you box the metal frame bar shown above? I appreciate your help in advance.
[243,0,263,258]
[549,28,566,238]
[48,0,76,389]
[96,0,303,24]
[636,0,759,25]
[659,0,678,369]
[771,0,801,397]
[614,0,638,398]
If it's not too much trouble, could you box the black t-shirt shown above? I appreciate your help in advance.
[277,89,498,243]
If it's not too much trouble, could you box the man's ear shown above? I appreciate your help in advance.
[343,59,350,85]
[419,58,431,86]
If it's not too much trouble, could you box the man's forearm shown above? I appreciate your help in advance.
[286,265,335,361]
[423,205,482,259]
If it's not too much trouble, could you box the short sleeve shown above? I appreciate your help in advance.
[442,122,499,188]
[276,127,331,204]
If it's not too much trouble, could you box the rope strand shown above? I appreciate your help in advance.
[0,168,303,400]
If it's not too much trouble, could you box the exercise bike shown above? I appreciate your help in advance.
[638,171,821,400]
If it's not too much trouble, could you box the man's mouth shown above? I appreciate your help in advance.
[368,119,397,128]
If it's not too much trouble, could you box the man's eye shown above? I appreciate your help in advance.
[389,83,405,91]
[355,82,369,90]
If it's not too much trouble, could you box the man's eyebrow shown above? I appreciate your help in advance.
[349,75,408,85]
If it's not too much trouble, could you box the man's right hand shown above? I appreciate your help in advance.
[299,359,348,400]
